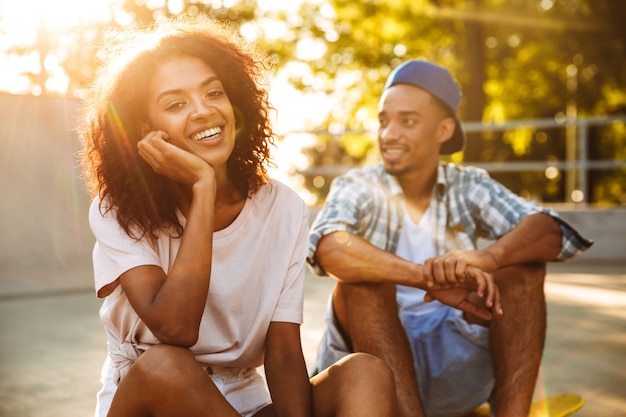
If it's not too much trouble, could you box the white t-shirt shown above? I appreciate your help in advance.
[395,207,444,316]
[89,179,308,411]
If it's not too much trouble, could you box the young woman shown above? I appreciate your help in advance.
[79,17,396,417]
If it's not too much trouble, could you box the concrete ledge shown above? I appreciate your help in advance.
[556,207,626,262]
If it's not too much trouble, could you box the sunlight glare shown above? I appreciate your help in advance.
[0,0,121,95]
[258,0,316,13]
[1,0,118,45]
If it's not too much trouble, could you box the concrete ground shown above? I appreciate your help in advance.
[0,260,624,417]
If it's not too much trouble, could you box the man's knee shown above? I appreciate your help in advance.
[332,282,401,346]
[492,263,547,311]
[494,263,546,290]
[334,281,398,319]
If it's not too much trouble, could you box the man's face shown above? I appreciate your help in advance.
[378,84,454,178]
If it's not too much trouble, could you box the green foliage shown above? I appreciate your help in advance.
[591,169,626,206]
[503,128,534,157]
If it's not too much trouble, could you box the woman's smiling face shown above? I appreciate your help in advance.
[143,54,236,171]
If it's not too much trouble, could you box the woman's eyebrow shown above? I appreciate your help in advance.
[156,75,221,102]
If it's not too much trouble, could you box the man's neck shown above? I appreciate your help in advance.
[395,164,438,224]
[395,162,438,200]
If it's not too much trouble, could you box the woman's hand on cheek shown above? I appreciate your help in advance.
[137,130,214,186]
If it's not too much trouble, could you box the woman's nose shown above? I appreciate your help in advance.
[190,99,215,119]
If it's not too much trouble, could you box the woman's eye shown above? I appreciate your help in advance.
[206,89,224,98]
[165,102,185,112]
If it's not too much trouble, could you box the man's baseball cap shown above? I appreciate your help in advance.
[383,59,466,154]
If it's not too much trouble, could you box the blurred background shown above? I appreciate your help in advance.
[1,0,625,272]
[0,1,625,416]
[1,0,626,204]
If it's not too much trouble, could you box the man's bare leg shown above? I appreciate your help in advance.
[489,264,547,417]
[333,282,425,417]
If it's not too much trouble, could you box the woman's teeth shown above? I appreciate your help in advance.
[191,127,222,141]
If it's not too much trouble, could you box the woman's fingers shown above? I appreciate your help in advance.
[137,130,211,184]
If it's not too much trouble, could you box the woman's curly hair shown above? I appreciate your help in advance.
[78,17,275,239]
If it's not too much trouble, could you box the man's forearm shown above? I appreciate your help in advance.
[486,213,562,268]
[316,231,425,288]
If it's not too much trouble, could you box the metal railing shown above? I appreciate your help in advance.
[293,114,626,204]
[463,115,626,203]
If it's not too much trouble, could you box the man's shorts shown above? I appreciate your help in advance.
[316,298,495,417]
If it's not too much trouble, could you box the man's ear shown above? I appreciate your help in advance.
[436,117,456,145]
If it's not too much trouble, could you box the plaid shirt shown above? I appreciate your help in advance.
[308,162,592,276]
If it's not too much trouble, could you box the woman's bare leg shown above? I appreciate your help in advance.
[310,353,397,417]
[107,344,240,417]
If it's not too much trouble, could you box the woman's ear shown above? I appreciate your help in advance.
[137,121,150,138]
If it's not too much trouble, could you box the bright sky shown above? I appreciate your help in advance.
[0,0,117,44]
[0,0,326,101]
[0,0,123,95]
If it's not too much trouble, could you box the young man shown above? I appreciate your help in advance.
[307,59,592,417]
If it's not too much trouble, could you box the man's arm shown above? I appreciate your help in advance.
[423,213,563,288]
[486,212,562,267]
[316,230,423,286]
[316,230,500,320]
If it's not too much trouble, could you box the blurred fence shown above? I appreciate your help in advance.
[297,114,626,205]
[463,115,626,204]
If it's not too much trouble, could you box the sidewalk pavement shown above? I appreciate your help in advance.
[1,260,625,417]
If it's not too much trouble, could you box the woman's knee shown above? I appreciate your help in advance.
[335,352,395,389]
[329,353,397,414]
[131,344,196,383]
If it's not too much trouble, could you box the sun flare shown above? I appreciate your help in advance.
[0,0,121,95]
[1,0,118,44]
